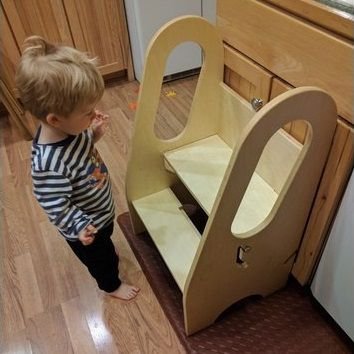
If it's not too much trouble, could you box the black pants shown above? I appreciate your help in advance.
[67,222,121,292]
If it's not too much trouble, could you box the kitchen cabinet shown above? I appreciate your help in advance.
[0,0,133,139]
[218,0,354,284]
[63,0,132,79]
[1,0,132,94]
[0,3,22,93]
[223,44,272,105]
[1,0,74,97]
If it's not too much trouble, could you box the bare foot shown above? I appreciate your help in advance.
[106,283,140,300]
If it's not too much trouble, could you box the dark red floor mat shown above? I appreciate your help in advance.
[117,212,353,354]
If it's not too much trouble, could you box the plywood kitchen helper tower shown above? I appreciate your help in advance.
[125,16,337,335]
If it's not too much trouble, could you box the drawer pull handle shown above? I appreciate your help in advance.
[251,97,264,111]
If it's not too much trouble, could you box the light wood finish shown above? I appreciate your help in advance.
[270,78,310,144]
[1,0,70,97]
[217,0,353,123]
[1,0,73,47]
[1,78,190,353]
[165,135,279,235]
[0,79,31,140]
[218,0,354,284]
[126,16,224,210]
[1,0,134,140]
[1,0,132,91]
[0,4,21,93]
[264,0,354,40]
[252,127,303,194]
[183,89,336,335]
[125,16,337,335]
[292,119,354,284]
[270,78,292,134]
[133,188,200,290]
[63,0,132,79]
[223,43,309,144]
[164,134,302,234]
[165,135,233,215]
[224,44,273,104]
[270,78,292,99]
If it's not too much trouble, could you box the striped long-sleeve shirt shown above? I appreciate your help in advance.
[31,127,115,240]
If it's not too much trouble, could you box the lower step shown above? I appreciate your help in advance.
[132,188,201,291]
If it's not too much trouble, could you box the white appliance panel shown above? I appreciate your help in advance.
[311,170,354,341]
[125,0,216,82]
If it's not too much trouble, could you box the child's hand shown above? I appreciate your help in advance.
[79,224,98,245]
[91,110,109,142]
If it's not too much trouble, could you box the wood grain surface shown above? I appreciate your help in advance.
[0,77,195,353]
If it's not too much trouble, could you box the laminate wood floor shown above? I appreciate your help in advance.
[0,76,198,354]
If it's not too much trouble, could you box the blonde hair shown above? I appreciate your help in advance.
[16,36,104,120]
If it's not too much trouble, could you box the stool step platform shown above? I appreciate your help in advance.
[133,188,200,291]
[164,135,278,234]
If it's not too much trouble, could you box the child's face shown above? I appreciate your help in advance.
[56,102,97,135]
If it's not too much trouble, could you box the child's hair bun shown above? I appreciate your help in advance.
[23,35,56,57]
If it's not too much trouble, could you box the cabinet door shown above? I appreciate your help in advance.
[224,44,272,104]
[270,77,309,144]
[218,0,353,124]
[2,0,73,47]
[0,3,21,94]
[292,119,354,284]
[1,0,73,95]
[224,50,308,144]
[63,0,131,78]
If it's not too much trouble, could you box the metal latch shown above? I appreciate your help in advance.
[236,245,252,268]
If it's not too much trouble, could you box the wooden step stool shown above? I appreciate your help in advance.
[125,16,337,335]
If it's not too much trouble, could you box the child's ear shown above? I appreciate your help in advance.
[46,113,60,127]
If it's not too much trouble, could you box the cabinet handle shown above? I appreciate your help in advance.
[251,97,264,111]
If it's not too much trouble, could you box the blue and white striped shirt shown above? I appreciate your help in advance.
[31,127,115,240]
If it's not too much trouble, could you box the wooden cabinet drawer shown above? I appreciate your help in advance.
[218,0,353,124]
[223,44,273,104]
[264,0,354,40]
[225,52,308,144]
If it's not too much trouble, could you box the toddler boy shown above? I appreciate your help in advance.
[16,36,140,300]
